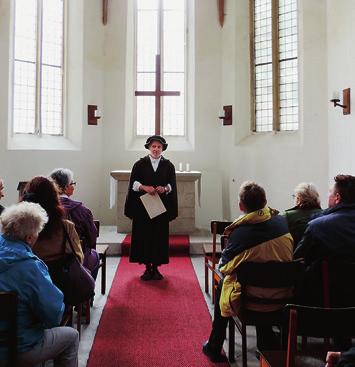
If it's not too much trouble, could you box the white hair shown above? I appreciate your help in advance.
[0,202,48,241]
[49,168,74,193]
[294,182,321,208]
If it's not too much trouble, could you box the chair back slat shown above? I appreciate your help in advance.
[0,292,17,365]
[323,259,355,307]
[286,304,355,339]
[210,220,232,235]
[210,221,232,267]
[236,260,305,288]
[94,220,100,237]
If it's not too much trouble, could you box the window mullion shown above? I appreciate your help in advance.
[272,0,280,131]
[35,0,43,135]
[159,0,163,134]
[249,0,256,132]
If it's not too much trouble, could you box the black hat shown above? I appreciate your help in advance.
[144,135,168,151]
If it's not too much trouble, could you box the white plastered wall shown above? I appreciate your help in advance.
[218,0,329,219]
[0,0,104,218]
[327,0,355,181]
[2,0,349,229]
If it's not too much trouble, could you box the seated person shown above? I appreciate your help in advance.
[295,175,355,264]
[326,348,355,367]
[50,168,99,277]
[0,202,79,366]
[22,176,85,304]
[284,182,322,247]
[295,175,355,307]
[0,179,4,215]
[202,181,293,363]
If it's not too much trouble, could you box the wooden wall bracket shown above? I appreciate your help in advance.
[88,105,100,125]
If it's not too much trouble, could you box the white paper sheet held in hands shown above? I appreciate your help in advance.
[140,193,167,219]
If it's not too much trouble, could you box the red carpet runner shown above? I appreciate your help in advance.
[121,234,190,256]
[87,236,229,367]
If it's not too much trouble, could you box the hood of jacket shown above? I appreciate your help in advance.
[0,236,36,274]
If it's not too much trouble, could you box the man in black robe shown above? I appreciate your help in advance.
[124,135,178,280]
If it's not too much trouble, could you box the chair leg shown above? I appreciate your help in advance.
[212,271,216,304]
[76,304,82,338]
[228,318,236,363]
[242,323,248,367]
[101,252,107,295]
[85,299,91,324]
[204,259,209,294]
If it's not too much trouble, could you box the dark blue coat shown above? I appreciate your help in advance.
[294,203,355,265]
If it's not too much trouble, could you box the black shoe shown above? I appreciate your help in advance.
[202,341,228,363]
[140,269,153,281]
[151,268,164,280]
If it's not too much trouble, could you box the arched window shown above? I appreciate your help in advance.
[135,0,186,137]
[251,0,298,132]
[12,0,65,135]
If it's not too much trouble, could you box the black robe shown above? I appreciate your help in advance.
[124,156,178,265]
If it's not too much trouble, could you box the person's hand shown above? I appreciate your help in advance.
[155,186,166,194]
[325,351,341,367]
[141,185,156,195]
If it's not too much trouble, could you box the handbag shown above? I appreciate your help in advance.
[46,223,95,305]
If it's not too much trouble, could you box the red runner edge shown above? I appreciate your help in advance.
[87,256,228,366]
[121,234,189,257]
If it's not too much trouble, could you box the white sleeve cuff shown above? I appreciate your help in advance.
[133,181,142,192]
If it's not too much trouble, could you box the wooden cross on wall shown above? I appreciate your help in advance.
[135,55,180,135]
[102,0,108,25]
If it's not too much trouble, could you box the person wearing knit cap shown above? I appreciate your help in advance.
[124,135,178,280]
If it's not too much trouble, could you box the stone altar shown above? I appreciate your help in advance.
[110,170,201,234]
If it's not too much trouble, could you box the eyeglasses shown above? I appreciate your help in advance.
[70,182,77,186]
[291,194,296,199]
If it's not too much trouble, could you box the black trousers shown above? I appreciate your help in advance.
[208,280,280,353]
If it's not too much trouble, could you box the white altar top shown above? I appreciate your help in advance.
[110,170,201,234]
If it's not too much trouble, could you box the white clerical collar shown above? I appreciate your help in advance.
[60,194,69,198]
[149,155,162,162]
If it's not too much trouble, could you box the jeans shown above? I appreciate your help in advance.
[17,327,79,367]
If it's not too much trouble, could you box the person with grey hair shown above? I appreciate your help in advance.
[0,179,5,215]
[0,202,79,366]
[284,182,322,247]
[49,168,99,277]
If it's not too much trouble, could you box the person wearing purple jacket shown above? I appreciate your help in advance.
[49,168,99,278]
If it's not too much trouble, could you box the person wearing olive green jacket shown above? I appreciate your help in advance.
[284,182,322,248]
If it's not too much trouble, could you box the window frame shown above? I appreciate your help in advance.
[11,0,65,137]
[134,0,188,137]
[250,0,298,133]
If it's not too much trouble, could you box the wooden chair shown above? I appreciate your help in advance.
[230,260,305,367]
[16,181,28,201]
[203,220,232,303]
[0,292,17,366]
[259,304,355,367]
[320,259,355,308]
[94,218,109,296]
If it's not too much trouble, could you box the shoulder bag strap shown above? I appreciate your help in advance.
[62,221,80,261]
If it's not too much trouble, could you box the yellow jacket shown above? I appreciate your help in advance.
[219,207,293,317]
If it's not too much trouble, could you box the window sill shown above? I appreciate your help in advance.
[8,134,81,151]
